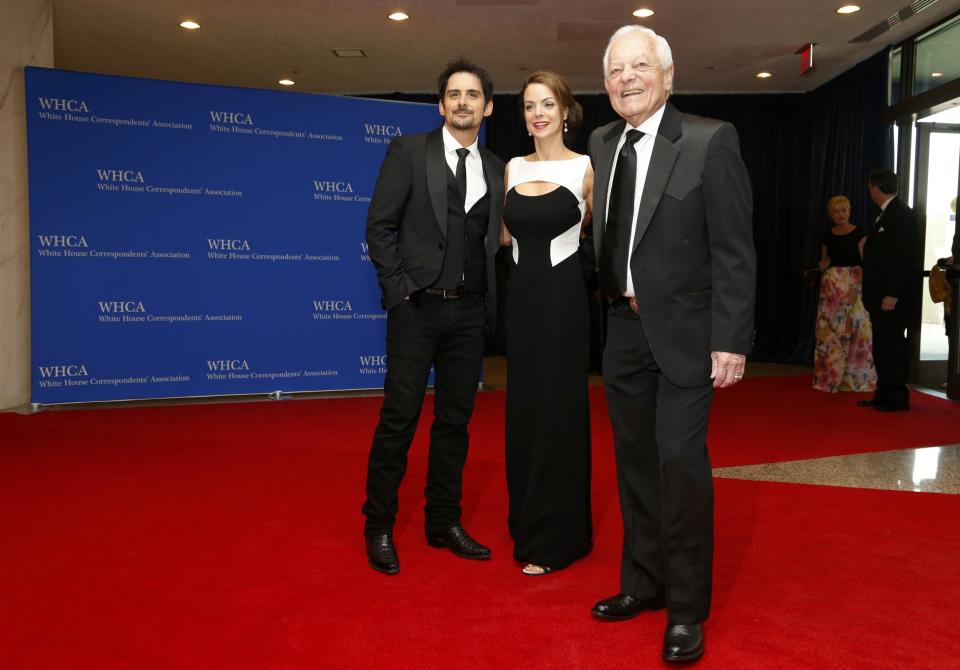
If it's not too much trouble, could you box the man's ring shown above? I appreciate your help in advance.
[733,374,743,381]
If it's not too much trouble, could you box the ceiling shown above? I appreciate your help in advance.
[52,0,960,96]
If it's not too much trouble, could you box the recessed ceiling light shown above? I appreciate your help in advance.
[388,12,409,21]
[756,72,773,79]
[836,5,860,14]
[333,49,366,58]
[278,79,295,86]
[931,72,943,78]
[179,20,200,30]
[632,8,654,18]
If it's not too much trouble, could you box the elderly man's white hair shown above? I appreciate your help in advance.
[602,25,674,78]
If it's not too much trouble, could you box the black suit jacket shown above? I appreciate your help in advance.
[588,104,756,387]
[366,127,505,330]
[861,196,919,314]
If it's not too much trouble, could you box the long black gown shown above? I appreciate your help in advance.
[502,155,592,570]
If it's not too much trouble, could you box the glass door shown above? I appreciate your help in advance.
[913,109,960,390]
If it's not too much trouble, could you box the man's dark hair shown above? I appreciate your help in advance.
[437,57,494,102]
[869,169,899,195]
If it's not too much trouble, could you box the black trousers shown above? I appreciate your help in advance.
[603,301,714,624]
[362,294,485,536]
[868,308,910,406]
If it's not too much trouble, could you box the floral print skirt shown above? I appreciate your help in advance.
[813,266,877,393]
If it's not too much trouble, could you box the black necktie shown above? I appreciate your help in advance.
[455,148,470,206]
[600,129,644,300]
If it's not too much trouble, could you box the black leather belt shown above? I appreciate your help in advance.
[423,288,464,299]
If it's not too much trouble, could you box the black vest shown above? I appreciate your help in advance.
[433,166,490,293]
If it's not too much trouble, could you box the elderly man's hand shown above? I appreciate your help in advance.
[711,351,745,389]
[881,296,898,311]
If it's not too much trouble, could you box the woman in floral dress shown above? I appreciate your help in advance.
[813,195,877,392]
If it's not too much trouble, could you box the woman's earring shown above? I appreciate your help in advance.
[563,120,568,134]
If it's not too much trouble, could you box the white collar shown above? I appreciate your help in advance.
[621,103,667,140]
[442,126,479,155]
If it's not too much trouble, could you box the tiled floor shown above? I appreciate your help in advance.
[714,444,960,494]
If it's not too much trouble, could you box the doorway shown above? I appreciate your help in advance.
[913,106,960,389]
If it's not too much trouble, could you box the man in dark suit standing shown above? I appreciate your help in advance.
[858,169,918,412]
[587,26,755,663]
[361,59,504,574]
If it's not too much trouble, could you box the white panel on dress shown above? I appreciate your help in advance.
[507,155,590,266]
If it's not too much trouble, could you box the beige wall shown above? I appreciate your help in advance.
[0,0,54,410]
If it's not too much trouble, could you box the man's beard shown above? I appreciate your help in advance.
[448,110,477,129]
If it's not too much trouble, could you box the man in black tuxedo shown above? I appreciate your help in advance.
[587,26,755,663]
[361,59,505,574]
[859,169,918,412]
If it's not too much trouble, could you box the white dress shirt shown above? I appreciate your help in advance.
[876,194,894,229]
[605,103,666,297]
[442,126,487,212]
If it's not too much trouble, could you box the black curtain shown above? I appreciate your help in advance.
[364,50,892,364]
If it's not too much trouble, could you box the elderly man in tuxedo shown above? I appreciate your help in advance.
[361,58,504,575]
[587,26,756,663]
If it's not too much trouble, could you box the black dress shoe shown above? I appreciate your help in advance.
[365,533,399,575]
[425,525,491,560]
[857,398,881,407]
[876,401,909,412]
[663,623,705,663]
[591,593,665,621]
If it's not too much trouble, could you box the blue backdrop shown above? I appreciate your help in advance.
[25,67,440,403]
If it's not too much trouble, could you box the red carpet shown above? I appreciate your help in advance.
[1,379,959,668]
[707,375,960,466]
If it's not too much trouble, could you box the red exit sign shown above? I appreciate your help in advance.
[797,43,815,76]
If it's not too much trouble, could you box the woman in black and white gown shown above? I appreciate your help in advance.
[501,70,594,575]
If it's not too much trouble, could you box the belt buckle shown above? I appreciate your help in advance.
[426,288,460,299]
